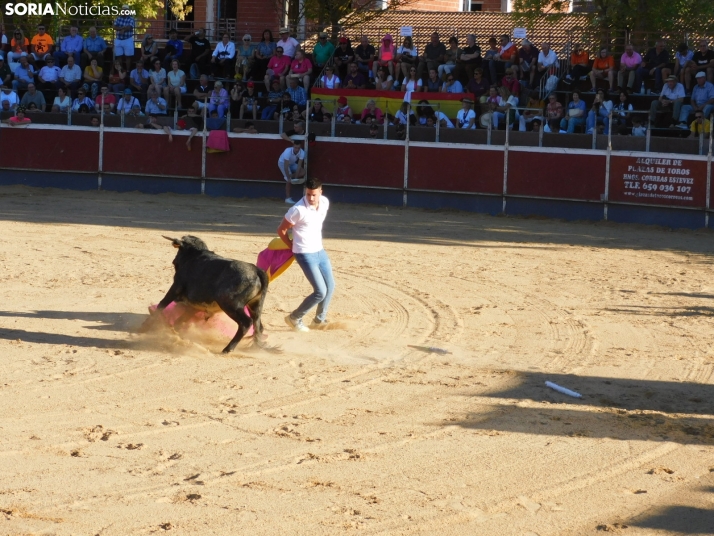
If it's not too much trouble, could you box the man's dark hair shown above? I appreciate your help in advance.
[293,140,303,147]
[305,177,322,190]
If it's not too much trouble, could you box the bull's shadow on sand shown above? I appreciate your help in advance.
[452,370,714,446]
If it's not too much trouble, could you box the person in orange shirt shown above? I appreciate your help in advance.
[30,24,54,62]
[488,34,517,85]
[589,47,615,92]
[8,28,30,63]
[565,43,590,85]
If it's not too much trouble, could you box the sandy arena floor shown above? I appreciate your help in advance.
[0,185,712,536]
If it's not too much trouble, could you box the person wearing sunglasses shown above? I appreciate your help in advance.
[440,73,463,93]
[30,24,54,62]
[688,112,711,139]
[235,34,255,81]
[8,28,30,64]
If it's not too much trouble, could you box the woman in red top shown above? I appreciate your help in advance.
[7,105,31,126]
[376,34,396,78]
[501,67,520,97]
[589,47,615,92]
[289,49,312,90]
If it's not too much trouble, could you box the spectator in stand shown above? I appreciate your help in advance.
[441,73,463,94]
[235,34,256,81]
[8,28,29,63]
[128,103,144,117]
[344,61,366,89]
[232,120,259,134]
[355,35,376,79]
[71,87,94,112]
[264,46,291,90]
[396,36,418,85]
[333,37,355,80]
[95,85,116,113]
[136,113,173,141]
[116,89,140,114]
[286,75,307,109]
[677,72,714,128]
[518,39,538,87]
[30,24,54,63]
[238,80,257,119]
[488,34,517,86]
[500,67,520,97]
[425,68,441,92]
[101,103,114,116]
[394,101,415,126]
[163,29,184,70]
[185,28,212,79]
[59,56,82,94]
[636,40,671,94]
[229,80,243,115]
[618,44,642,92]
[361,99,384,124]
[7,106,31,126]
[211,33,236,78]
[281,119,305,140]
[518,93,544,131]
[439,36,461,80]
[206,80,229,118]
[52,86,70,112]
[335,96,351,122]
[319,65,341,89]
[374,67,392,91]
[108,60,127,94]
[81,27,106,70]
[54,25,82,66]
[91,116,101,127]
[685,40,714,87]
[192,73,212,111]
[167,59,187,108]
[313,32,335,74]
[586,89,613,134]
[305,99,325,122]
[278,140,305,202]
[38,56,61,90]
[630,116,646,136]
[0,25,5,61]
[483,37,499,64]
[688,111,711,138]
[0,84,20,111]
[531,119,542,133]
[491,86,518,129]
[140,34,159,66]
[672,43,693,92]
[456,97,476,129]
[535,42,557,86]
[289,49,312,89]
[113,5,136,72]
[560,90,586,133]
[589,47,616,92]
[376,34,396,78]
[612,90,633,129]
[12,56,35,92]
[261,79,284,119]
[83,58,103,98]
[129,60,150,100]
[144,88,168,115]
[148,59,168,101]
[402,65,422,93]
[416,99,433,125]
[565,43,589,86]
[254,29,276,79]
[418,32,446,81]
[467,68,488,101]
[277,27,299,59]
[19,82,45,111]
[0,57,11,88]
[649,75,685,126]
[0,99,10,114]
[455,34,481,84]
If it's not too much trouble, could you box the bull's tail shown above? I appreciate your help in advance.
[248,268,270,341]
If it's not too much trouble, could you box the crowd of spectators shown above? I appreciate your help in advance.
[1,17,712,139]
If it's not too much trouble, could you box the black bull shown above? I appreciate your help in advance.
[150,235,269,353]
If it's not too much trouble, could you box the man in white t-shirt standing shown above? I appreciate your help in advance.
[277,177,335,332]
[278,140,306,203]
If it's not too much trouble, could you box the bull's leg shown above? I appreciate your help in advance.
[246,293,267,344]
[219,303,253,353]
[157,282,183,310]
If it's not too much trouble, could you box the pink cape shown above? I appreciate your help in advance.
[149,302,253,338]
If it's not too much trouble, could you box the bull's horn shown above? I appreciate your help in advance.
[162,235,177,242]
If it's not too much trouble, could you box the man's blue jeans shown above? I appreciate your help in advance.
[293,249,335,323]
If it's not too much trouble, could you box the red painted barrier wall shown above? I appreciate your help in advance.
[206,137,288,181]
[0,128,99,172]
[408,145,504,194]
[609,155,707,208]
[309,141,404,189]
[102,131,202,178]
[507,151,606,201]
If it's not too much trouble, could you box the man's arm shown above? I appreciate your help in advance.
[277,218,294,248]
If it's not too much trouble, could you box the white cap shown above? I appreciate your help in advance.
[243,34,251,41]
[695,71,706,78]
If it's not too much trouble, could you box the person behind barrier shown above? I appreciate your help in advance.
[113,6,136,73]
[518,39,539,87]
[54,25,82,67]
[289,49,312,89]
[238,80,257,120]
[38,57,61,91]
[535,42,557,87]
[211,33,236,79]
[676,72,714,128]
[612,90,633,129]
[286,75,307,109]
[163,29,184,70]
[278,140,306,203]
[52,86,70,112]
[674,43,693,91]
[277,27,299,59]
[0,57,11,88]
[129,60,150,101]
[375,34,396,79]
[685,40,714,87]
[636,40,671,94]
[418,32,445,81]
[396,35,418,85]
[344,61,366,89]
[19,82,45,111]
[618,44,642,93]
[560,90,586,133]
[488,34,517,86]
[466,68,488,100]
[7,105,31,126]
[12,55,35,92]
[441,72,463,94]
[688,111,711,139]
[262,79,284,120]
[8,28,29,64]
[0,84,20,111]
[185,28,212,79]
[564,43,590,86]
[492,86,518,130]
[456,97,476,129]
[439,36,460,80]
[354,35,375,79]
[60,56,82,95]
[144,88,167,115]
[333,37,355,81]
[235,34,255,81]
[649,75,685,126]
[589,47,616,93]
[374,66,392,91]
[264,45,291,90]
[95,85,116,113]
[30,24,54,63]
[313,32,335,73]
[82,27,107,71]
[586,88,613,134]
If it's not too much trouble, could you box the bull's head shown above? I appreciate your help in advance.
[162,235,209,251]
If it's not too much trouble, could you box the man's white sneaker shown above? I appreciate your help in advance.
[309,319,329,330]
[284,198,294,204]
[285,314,309,332]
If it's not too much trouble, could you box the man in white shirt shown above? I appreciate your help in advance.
[277,27,299,59]
[536,42,558,85]
[59,55,82,92]
[649,75,686,125]
[456,97,476,129]
[278,140,306,203]
[38,56,61,90]
[277,177,335,332]
[211,33,235,78]
[0,84,20,110]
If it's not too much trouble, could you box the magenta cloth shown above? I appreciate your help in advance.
[206,130,230,152]
[620,51,642,69]
[149,302,253,337]
[255,237,295,282]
